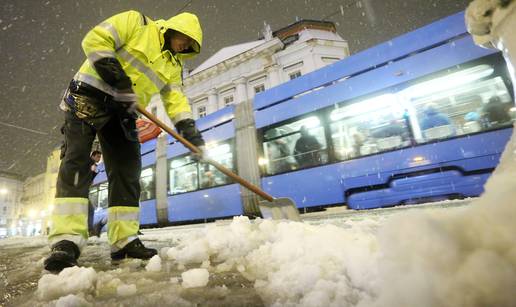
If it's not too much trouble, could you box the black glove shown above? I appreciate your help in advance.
[92,57,137,114]
[93,57,132,90]
[175,118,205,147]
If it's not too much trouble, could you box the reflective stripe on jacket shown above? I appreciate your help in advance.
[77,10,202,123]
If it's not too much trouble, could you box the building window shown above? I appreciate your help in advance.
[168,140,235,195]
[249,76,266,96]
[224,96,234,107]
[261,116,328,175]
[98,183,108,209]
[289,70,302,80]
[321,56,341,64]
[254,84,265,94]
[140,167,155,201]
[198,106,207,118]
[284,61,303,81]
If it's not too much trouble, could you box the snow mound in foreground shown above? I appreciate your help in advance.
[145,255,162,272]
[181,268,210,288]
[38,266,97,301]
[365,130,516,307]
[54,294,91,307]
[167,216,379,306]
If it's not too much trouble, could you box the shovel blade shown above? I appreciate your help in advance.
[259,197,301,221]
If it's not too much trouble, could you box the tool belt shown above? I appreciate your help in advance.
[62,80,139,141]
[62,80,113,120]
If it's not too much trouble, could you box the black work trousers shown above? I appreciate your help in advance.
[56,88,141,208]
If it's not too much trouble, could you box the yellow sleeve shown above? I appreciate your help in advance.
[161,85,194,124]
[81,10,142,63]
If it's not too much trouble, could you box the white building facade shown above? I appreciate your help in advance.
[0,173,24,237]
[19,173,47,236]
[147,20,349,121]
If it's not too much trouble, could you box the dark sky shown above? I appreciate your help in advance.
[0,0,471,179]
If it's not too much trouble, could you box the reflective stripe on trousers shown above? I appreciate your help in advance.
[107,206,140,245]
[48,197,89,241]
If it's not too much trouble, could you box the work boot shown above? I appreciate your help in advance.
[44,240,80,272]
[110,238,157,261]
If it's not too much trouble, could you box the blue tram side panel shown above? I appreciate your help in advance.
[165,106,244,223]
[90,11,515,226]
[254,11,513,210]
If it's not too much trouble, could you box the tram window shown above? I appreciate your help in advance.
[88,186,99,209]
[199,141,234,188]
[329,94,411,160]
[401,64,514,143]
[169,156,198,195]
[262,116,327,174]
[98,182,108,209]
[140,167,155,201]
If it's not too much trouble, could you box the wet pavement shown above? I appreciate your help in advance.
[0,237,264,306]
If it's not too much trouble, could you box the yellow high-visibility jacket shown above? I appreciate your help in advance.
[76,10,202,123]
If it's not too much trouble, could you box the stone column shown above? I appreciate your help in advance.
[234,77,248,104]
[234,98,262,217]
[266,64,281,88]
[155,134,169,225]
[207,88,218,113]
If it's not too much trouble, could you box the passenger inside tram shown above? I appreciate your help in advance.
[482,96,513,127]
[420,103,456,140]
[266,130,294,174]
[293,126,322,168]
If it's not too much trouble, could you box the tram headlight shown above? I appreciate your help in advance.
[413,156,425,162]
[28,209,37,219]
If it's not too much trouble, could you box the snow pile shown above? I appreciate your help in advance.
[145,255,162,272]
[54,294,91,307]
[247,222,378,306]
[116,284,137,297]
[181,268,210,288]
[367,131,516,307]
[37,266,97,301]
[166,216,378,305]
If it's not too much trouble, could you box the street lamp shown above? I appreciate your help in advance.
[28,209,37,220]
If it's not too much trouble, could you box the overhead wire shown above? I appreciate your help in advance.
[0,121,48,135]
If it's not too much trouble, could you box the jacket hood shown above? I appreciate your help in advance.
[156,12,202,59]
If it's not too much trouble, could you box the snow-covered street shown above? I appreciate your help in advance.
[0,200,477,307]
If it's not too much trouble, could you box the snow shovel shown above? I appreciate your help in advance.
[136,105,301,221]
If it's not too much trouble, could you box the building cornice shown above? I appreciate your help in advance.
[185,38,284,85]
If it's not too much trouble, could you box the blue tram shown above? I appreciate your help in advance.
[90,11,514,227]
